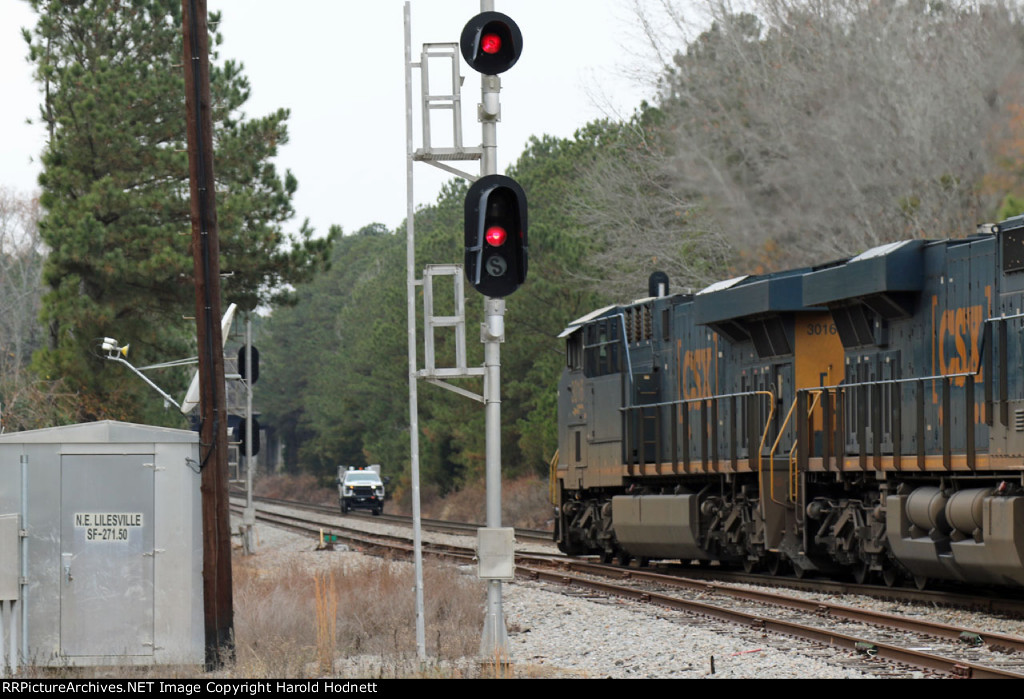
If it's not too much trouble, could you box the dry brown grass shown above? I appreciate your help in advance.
[422,477,554,530]
[256,473,337,507]
[231,552,485,678]
[313,570,338,674]
[16,552,487,679]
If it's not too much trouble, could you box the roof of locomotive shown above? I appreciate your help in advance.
[557,226,1007,340]
[694,267,813,326]
[558,304,619,338]
[803,239,927,307]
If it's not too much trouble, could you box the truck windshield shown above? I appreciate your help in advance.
[345,473,380,484]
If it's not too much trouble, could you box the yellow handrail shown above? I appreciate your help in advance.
[766,396,800,507]
[766,389,822,506]
[787,391,821,502]
[752,390,777,509]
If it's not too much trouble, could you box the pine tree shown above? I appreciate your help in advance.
[23,0,334,424]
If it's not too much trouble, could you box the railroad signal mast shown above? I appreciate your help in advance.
[404,1,525,660]
[462,7,526,659]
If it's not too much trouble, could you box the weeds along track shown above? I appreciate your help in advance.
[235,497,1024,679]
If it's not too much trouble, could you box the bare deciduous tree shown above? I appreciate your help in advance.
[0,187,71,432]
[0,187,45,377]
[584,0,1024,289]
[574,119,735,298]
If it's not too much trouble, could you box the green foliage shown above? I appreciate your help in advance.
[257,122,617,495]
[24,0,334,425]
[257,224,405,478]
[998,194,1024,220]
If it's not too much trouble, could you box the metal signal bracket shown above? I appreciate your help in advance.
[411,42,482,182]
[419,265,484,403]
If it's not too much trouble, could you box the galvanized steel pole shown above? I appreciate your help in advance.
[404,1,428,661]
[478,0,510,659]
[243,312,255,555]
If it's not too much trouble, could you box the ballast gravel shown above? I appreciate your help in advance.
[500,579,879,679]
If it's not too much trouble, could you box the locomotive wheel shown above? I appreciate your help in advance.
[853,561,870,585]
[765,553,783,577]
[742,558,757,574]
[913,575,930,591]
[881,565,900,588]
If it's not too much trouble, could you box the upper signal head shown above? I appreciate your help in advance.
[461,11,523,75]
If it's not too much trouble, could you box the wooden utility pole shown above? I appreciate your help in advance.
[182,0,233,669]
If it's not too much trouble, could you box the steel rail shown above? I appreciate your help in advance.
[234,494,553,541]
[514,563,1024,680]
[538,559,1024,656]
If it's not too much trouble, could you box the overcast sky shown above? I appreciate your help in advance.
[1,0,658,237]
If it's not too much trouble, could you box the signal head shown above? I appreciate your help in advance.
[465,175,528,298]
[461,11,523,75]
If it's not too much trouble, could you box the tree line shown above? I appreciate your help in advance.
[7,0,1024,498]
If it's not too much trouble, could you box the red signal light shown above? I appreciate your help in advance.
[481,32,502,55]
[486,226,507,247]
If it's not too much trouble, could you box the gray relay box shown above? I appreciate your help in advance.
[0,421,203,667]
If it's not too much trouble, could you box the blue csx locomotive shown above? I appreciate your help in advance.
[554,215,1024,588]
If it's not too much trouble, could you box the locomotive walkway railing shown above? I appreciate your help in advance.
[793,310,1023,478]
[621,371,991,477]
[621,390,776,477]
[619,313,1020,492]
[793,370,984,476]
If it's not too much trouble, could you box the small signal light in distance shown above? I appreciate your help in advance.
[233,417,261,456]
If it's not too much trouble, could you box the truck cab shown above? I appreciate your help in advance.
[337,465,386,515]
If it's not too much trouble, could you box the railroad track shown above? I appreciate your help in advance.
[642,562,1024,619]
[235,493,554,542]
[234,497,1024,679]
[238,493,1024,618]
[522,558,1024,679]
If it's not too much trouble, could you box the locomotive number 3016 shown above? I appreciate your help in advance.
[806,323,837,336]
